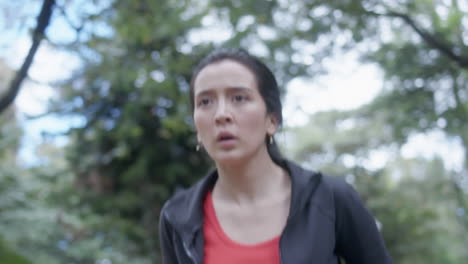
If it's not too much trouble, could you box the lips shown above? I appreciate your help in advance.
[216,131,236,142]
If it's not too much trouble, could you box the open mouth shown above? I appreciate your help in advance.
[219,135,235,141]
[216,132,237,144]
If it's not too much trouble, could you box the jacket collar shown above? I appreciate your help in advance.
[170,159,322,242]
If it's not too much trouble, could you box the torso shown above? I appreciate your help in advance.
[203,190,284,264]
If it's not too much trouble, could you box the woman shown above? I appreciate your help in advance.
[159,48,393,264]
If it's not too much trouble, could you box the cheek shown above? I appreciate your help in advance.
[194,112,211,136]
[242,112,269,134]
[239,103,270,131]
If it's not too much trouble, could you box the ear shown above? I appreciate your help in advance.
[266,113,278,135]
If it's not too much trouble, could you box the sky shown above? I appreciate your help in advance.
[3,38,82,165]
[0,0,83,165]
[0,1,465,172]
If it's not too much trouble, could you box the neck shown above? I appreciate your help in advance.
[213,147,289,205]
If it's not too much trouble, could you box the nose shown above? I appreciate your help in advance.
[214,99,232,124]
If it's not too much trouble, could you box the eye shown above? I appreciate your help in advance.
[197,97,212,107]
[232,94,248,103]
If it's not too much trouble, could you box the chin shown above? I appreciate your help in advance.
[211,149,260,167]
[213,155,244,166]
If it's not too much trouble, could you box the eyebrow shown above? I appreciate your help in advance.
[194,86,253,98]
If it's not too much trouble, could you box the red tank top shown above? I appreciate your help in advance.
[203,190,281,264]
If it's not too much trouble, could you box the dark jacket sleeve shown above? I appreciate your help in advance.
[159,203,177,264]
[333,179,393,264]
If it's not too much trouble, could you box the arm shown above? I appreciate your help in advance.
[333,179,393,264]
[159,204,177,264]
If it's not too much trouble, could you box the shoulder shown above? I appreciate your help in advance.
[318,174,366,215]
[320,177,392,263]
[286,160,353,197]
[160,180,203,219]
[160,168,217,225]
[319,174,378,241]
[305,172,358,220]
[285,160,359,221]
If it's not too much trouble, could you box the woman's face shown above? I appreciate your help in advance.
[193,59,277,164]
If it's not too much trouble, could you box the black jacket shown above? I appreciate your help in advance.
[159,160,393,264]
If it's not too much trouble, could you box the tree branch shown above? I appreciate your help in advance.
[55,4,84,34]
[0,0,56,114]
[367,10,468,69]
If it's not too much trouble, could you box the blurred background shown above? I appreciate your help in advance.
[0,0,467,263]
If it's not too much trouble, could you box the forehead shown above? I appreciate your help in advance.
[193,59,258,95]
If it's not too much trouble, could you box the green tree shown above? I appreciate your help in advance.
[282,0,467,248]
[50,0,320,261]
[0,238,29,264]
[0,60,29,264]
[285,111,466,263]
[28,0,466,262]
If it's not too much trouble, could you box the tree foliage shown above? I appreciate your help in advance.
[50,0,322,261]
[55,0,467,262]
[1,0,466,263]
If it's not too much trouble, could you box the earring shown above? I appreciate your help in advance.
[196,141,203,151]
[269,135,274,145]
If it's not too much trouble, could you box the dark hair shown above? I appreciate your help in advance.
[189,48,284,165]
